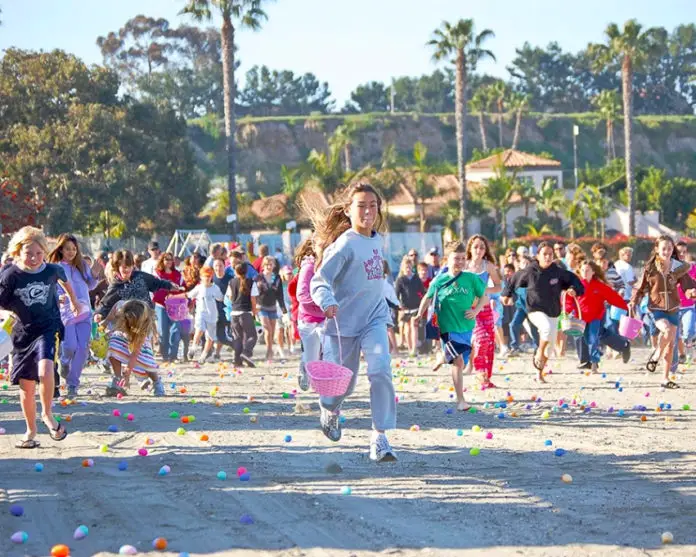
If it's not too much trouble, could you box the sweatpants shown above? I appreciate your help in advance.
[60,320,91,388]
[320,322,396,431]
[298,320,323,367]
[231,312,257,363]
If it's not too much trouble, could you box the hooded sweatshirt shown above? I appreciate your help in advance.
[57,261,98,324]
[502,261,584,318]
[96,270,174,319]
[310,229,388,336]
[564,277,628,323]
[297,256,325,324]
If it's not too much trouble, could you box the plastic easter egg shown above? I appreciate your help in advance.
[472,425,481,432]
[51,544,71,557]
[682,404,691,411]
[181,416,190,424]
[82,459,94,468]
[662,531,674,544]
[554,448,566,457]
[497,412,505,419]
[10,504,24,516]
[485,432,493,440]
[11,530,28,543]
[284,434,292,442]
[341,486,352,495]
[100,444,109,453]
[217,471,227,480]
[640,415,647,422]
[35,462,44,472]
[126,413,134,421]
[158,465,171,476]
[107,425,118,433]
[73,525,89,540]
[561,474,573,483]
[544,440,552,446]
[0,427,5,434]
[118,461,128,471]
[152,537,168,551]
[176,427,186,435]
[138,448,148,457]
[239,472,250,481]
[237,466,248,477]
[199,434,209,441]
[188,415,195,423]
[119,545,138,555]
[169,411,179,418]
[240,514,254,525]
[469,447,480,456]
[541,411,550,419]
[112,409,121,417]
[243,407,250,414]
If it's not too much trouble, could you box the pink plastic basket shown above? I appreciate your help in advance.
[165,297,189,322]
[306,318,354,397]
[619,313,642,340]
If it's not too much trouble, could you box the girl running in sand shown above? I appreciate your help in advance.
[308,183,397,462]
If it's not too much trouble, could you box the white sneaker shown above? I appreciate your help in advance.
[369,432,397,463]
[499,346,510,357]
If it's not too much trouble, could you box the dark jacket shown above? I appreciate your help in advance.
[96,270,174,318]
[631,259,696,312]
[255,273,287,313]
[502,261,584,318]
[394,274,425,311]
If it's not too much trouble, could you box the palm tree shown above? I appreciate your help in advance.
[427,19,495,239]
[474,157,517,246]
[509,92,530,150]
[303,145,344,195]
[411,142,437,233]
[182,0,269,240]
[514,179,537,218]
[588,20,665,236]
[581,183,613,238]
[537,178,566,219]
[564,188,586,239]
[280,164,304,210]
[469,88,490,151]
[491,81,507,147]
[525,223,553,238]
[592,90,621,162]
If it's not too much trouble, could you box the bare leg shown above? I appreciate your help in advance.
[409,318,418,356]
[451,356,469,410]
[38,359,59,431]
[535,340,549,382]
[18,379,38,441]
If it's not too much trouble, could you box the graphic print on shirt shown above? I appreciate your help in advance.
[15,281,51,307]
[363,249,383,281]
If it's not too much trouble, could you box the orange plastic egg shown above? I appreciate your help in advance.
[51,544,70,557]
[153,537,168,550]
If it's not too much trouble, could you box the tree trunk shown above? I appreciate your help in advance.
[605,118,612,163]
[344,144,352,174]
[478,112,488,151]
[501,209,508,247]
[622,54,635,236]
[221,15,238,240]
[609,119,616,160]
[454,50,468,239]
[419,197,426,233]
[512,110,522,150]
[497,105,503,147]
[569,221,575,240]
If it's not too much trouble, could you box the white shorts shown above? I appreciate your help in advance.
[195,315,217,342]
[528,311,558,345]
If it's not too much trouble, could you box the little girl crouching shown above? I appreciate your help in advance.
[100,300,164,396]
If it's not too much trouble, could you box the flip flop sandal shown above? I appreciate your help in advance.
[646,349,659,373]
[16,438,40,449]
[47,422,68,442]
[661,381,680,389]
[532,355,544,371]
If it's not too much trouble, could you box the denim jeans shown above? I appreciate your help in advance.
[155,305,181,360]
[575,319,601,364]
[680,307,696,343]
[509,307,539,350]
[576,319,629,364]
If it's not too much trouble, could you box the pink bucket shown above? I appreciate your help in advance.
[306,318,353,397]
[619,314,642,340]
[165,297,189,322]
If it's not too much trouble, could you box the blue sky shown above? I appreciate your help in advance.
[0,0,692,107]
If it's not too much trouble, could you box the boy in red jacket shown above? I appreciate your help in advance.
[566,260,628,372]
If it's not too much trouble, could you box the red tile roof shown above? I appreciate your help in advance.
[466,149,561,171]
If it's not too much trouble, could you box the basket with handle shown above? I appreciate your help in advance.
[560,291,585,337]
[618,308,642,340]
[165,296,189,322]
[306,317,353,397]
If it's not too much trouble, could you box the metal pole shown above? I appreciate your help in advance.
[573,125,579,189]
[390,79,395,114]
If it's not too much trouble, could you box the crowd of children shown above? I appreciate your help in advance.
[0,183,695,456]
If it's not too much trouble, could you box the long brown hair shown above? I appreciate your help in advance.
[155,252,176,274]
[300,182,385,268]
[294,237,315,268]
[113,300,156,353]
[48,234,88,281]
[644,235,677,275]
[234,262,250,295]
[465,234,496,264]
[575,259,606,284]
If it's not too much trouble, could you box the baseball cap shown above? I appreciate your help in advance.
[148,241,160,251]
[516,246,529,256]
[429,247,439,256]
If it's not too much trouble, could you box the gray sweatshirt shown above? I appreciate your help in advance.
[310,229,389,336]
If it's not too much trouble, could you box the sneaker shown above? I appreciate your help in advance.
[577,362,592,371]
[499,346,510,358]
[298,361,310,392]
[105,378,126,397]
[153,380,165,397]
[320,406,341,442]
[66,386,78,400]
[240,354,256,368]
[622,344,631,364]
[187,349,195,361]
[370,432,397,463]
[678,353,687,365]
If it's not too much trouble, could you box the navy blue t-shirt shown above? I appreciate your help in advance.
[213,273,233,317]
[0,263,67,348]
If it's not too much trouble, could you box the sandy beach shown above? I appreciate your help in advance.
[1,345,695,556]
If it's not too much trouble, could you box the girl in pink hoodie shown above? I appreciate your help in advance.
[295,239,325,391]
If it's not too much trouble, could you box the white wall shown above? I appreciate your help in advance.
[468,169,563,190]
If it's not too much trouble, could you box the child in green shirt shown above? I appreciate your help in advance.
[416,241,487,411]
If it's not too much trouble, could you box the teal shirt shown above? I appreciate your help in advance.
[427,271,486,334]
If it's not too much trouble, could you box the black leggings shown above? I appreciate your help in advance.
[231,313,258,362]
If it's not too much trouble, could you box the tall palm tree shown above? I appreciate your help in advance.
[469,88,490,151]
[411,142,437,233]
[182,0,269,240]
[491,81,507,147]
[588,20,664,236]
[537,178,566,219]
[592,90,621,162]
[581,183,614,238]
[564,188,587,239]
[514,179,537,218]
[427,19,495,239]
[509,92,530,150]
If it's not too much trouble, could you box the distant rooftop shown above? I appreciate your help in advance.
[466,149,561,171]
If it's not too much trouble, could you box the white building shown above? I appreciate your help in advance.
[466,149,564,190]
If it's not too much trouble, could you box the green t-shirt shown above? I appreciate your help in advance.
[427,271,486,334]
